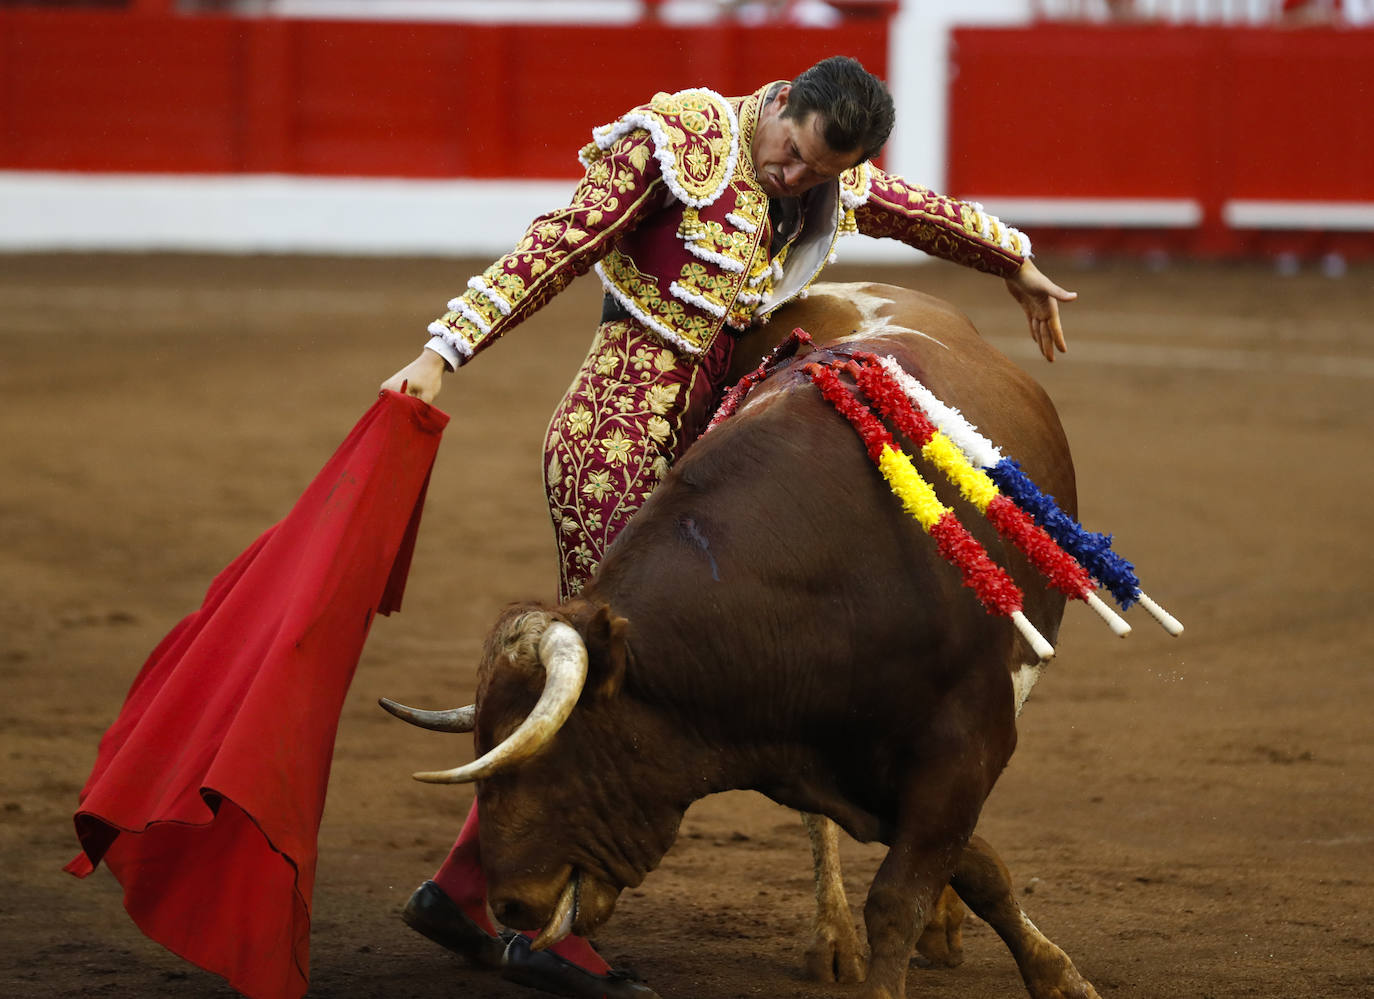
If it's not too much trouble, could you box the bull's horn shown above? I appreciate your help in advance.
[411,621,588,784]
[530,871,578,951]
[378,698,476,733]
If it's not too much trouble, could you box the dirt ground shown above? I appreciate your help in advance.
[1,252,1371,999]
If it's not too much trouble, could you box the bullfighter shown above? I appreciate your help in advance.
[381,55,1076,999]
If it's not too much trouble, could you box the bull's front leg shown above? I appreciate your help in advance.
[801,813,866,983]
[950,835,1100,999]
[860,785,982,999]
[802,813,964,982]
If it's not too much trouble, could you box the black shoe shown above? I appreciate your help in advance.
[401,880,509,969]
[501,933,660,999]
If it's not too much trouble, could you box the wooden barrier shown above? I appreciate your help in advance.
[947,25,1374,257]
[0,9,888,179]
[2,10,1369,257]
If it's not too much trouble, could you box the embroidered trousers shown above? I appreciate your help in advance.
[542,317,738,601]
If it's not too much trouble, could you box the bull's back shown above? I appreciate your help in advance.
[596,282,1075,700]
[760,282,1076,523]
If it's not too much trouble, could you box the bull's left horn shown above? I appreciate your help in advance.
[378,698,476,733]
[411,621,588,784]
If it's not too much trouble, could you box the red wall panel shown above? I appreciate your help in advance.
[10,13,1363,255]
[948,25,1374,206]
[0,10,888,180]
[950,28,1215,200]
[285,21,468,176]
[4,14,242,172]
[946,25,1374,256]
[1220,30,1374,202]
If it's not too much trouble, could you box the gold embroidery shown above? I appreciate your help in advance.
[674,261,734,312]
[437,128,664,355]
[627,142,652,173]
[645,382,680,414]
[637,89,735,204]
[544,319,698,599]
[839,163,871,236]
[601,248,658,309]
[600,247,715,348]
[484,263,524,302]
[677,205,706,240]
[840,162,871,206]
[857,178,1024,277]
[689,217,756,269]
[733,87,770,192]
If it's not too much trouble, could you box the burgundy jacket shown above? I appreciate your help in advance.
[427,83,1031,366]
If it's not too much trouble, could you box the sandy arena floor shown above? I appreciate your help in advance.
[1,252,1371,998]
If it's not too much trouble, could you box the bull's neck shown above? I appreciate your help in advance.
[615,644,810,802]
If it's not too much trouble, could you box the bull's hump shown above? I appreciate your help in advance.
[808,282,950,353]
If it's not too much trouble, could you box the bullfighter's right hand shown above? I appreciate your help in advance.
[381,349,447,404]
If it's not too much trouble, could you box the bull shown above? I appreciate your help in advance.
[386,282,1103,999]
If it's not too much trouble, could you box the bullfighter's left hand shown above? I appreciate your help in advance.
[1005,259,1077,363]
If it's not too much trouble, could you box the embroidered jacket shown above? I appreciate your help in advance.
[427,83,1032,366]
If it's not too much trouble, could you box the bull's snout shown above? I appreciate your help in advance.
[490,871,581,951]
[489,895,544,932]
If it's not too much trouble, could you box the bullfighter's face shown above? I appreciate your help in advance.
[750,85,863,199]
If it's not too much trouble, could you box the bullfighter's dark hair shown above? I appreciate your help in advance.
[784,56,895,162]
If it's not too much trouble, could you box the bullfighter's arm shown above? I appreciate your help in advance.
[382,130,666,401]
[852,166,1030,276]
[851,166,1076,361]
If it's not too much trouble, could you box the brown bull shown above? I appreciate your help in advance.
[389,282,1101,999]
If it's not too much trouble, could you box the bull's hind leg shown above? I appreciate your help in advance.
[801,813,866,983]
[950,835,1100,999]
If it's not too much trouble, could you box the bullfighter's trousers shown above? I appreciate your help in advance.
[542,316,738,600]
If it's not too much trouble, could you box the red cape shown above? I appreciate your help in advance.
[66,390,448,999]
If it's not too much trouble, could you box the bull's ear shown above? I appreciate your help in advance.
[572,602,629,700]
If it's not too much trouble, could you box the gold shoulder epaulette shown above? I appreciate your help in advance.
[589,88,740,208]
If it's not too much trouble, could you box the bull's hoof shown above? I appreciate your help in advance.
[1027,969,1102,999]
[401,880,508,969]
[913,886,965,968]
[804,929,867,984]
[1023,942,1102,999]
[502,934,661,999]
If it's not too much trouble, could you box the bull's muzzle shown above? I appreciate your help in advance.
[524,871,579,951]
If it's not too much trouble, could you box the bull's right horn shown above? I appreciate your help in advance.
[411,621,588,785]
[378,698,476,733]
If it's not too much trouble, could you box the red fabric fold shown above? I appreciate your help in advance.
[65,390,449,999]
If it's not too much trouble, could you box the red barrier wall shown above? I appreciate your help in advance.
[0,10,889,179]
[4,12,1370,258]
[947,25,1374,257]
